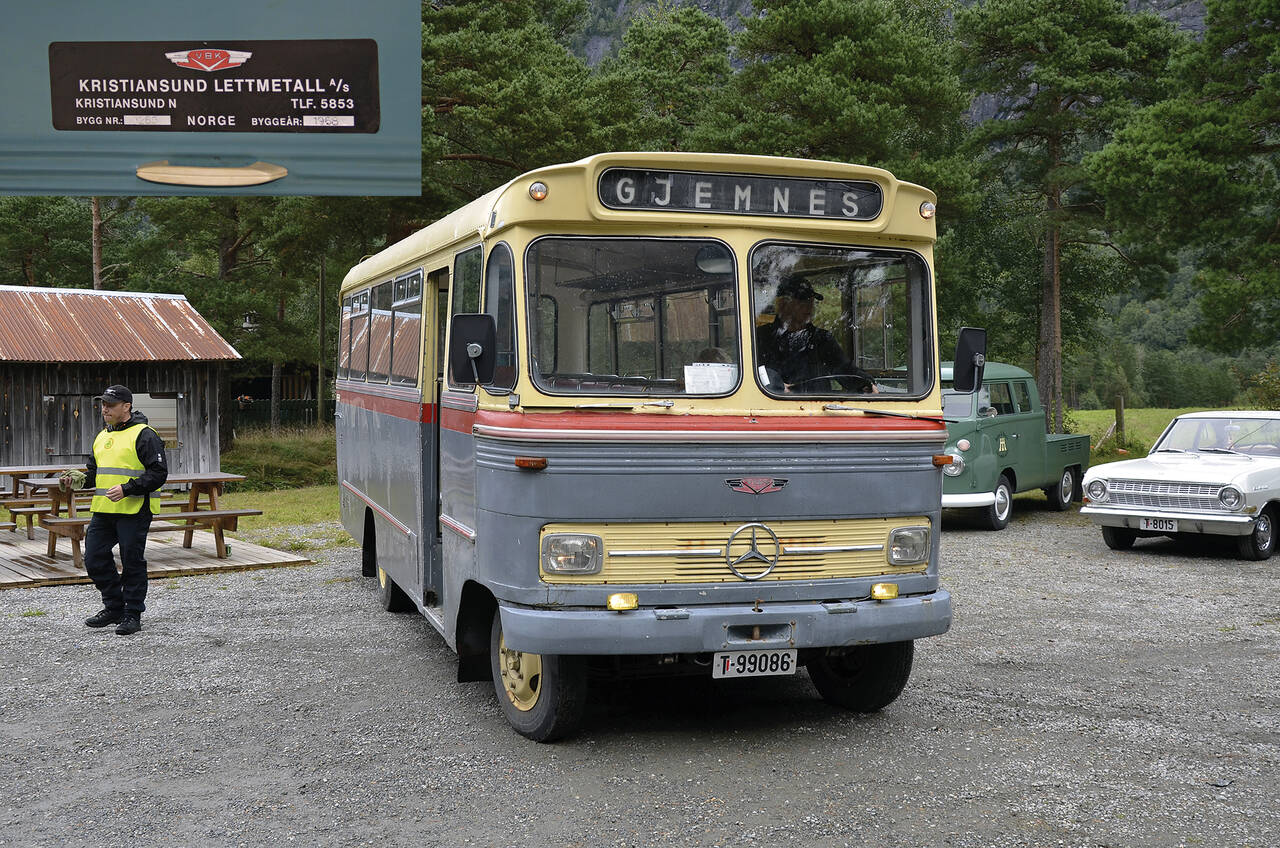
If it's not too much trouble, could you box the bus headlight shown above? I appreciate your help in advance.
[888,527,930,564]
[1086,479,1108,502]
[541,534,603,574]
[1218,486,1243,510]
[941,452,965,477]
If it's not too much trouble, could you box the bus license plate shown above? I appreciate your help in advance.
[712,649,797,679]
[1140,517,1178,532]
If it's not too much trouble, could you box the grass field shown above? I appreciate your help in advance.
[220,484,351,552]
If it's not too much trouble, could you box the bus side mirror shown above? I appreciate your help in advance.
[449,314,497,386]
[951,327,987,394]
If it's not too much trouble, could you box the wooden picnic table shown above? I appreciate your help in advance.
[19,477,87,566]
[11,470,259,567]
[0,464,85,500]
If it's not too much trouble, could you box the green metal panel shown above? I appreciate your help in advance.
[1,0,420,195]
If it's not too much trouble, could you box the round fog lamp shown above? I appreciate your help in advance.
[529,181,549,201]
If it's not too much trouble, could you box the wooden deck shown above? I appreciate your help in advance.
[0,525,311,588]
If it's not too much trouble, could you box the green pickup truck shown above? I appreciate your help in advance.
[940,362,1091,529]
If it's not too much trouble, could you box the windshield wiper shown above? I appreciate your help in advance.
[1199,447,1247,456]
[1155,448,1188,453]
[823,403,951,423]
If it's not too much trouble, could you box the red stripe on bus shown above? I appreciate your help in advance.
[338,389,436,423]
[441,405,476,434]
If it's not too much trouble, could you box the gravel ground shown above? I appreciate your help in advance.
[2,502,1277,848]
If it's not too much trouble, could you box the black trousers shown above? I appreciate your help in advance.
[84,507,151,615]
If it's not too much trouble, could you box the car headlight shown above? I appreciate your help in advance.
[541,534,603,574]
[1086,479,1108,501]
[941,452,965,477]
[888,526,930,564]
[1218,486,1243,510]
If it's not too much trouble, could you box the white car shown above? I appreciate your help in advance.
[1081,410,1280,560]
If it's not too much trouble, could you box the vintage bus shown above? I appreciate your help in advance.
[336,152,983,741]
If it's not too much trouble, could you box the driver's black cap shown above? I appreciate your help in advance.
[777,275,823,301]
[95,385,133,405]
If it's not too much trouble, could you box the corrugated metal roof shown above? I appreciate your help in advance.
[0,286,241,362]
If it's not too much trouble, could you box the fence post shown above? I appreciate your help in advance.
[1115,395,1125,445]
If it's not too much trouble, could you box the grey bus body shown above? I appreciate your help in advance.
[336,153,971,740]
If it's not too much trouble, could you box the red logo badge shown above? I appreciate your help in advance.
[165,48,252,72]
[725,477,788,495]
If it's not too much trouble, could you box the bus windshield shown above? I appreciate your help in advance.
[527,237,740,396]
[751,243,932,398]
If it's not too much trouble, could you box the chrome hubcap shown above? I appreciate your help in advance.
[1256,515,1272,551]
[1061,470,1073,501]
[994,486,1011,520]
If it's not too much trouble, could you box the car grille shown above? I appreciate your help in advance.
[1108,480,1225,511]
[540,517,929,584]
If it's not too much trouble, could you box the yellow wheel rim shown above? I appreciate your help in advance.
[377,567,388,589]
[498,632,543,712]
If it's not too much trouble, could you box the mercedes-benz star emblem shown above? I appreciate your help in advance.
[725,523,781,581]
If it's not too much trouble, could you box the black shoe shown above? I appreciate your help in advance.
[85,609,123,628]
[115,615,142,636]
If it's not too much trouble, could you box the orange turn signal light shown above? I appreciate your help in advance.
[932,454,952,467]
[514,456,548,470]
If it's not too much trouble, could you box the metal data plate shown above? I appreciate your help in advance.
[1,0,421,195]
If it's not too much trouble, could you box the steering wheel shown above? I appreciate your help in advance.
[792,373,875,392]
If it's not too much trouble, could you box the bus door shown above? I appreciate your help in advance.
[425,266,450,602]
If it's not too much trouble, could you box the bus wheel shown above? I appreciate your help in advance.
[807,641,914,712]
[377,567,414,613]
[981,475,1013,530]
[489,609,587,742]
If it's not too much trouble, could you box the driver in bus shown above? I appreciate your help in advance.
[756,275,877,393]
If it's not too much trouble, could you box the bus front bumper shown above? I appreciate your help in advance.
[497,589,952,655]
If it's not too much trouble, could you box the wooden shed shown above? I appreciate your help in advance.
[0,286,240,473]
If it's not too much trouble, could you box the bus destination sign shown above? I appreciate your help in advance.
[49,40,379,133]
[598,168,883,221]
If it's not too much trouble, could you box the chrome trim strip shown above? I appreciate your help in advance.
[942,493,998,508]
[441,391,479,412]
[784,544,884,554]
[341,480,414,538]
[609,548,723,558]
[335,380,423,403]
[439,513,478,542]
[474,424,946,444]
[1080,505,1253,524]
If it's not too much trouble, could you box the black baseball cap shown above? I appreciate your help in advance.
[777,275,824,301]
[95,385,133,405]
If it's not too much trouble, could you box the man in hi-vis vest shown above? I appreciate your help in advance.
[71,385,168,636]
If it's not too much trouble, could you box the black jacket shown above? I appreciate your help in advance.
[84,410,169,496]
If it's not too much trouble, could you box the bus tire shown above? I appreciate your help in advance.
[490,609,587,742]
[361,512,377,578]
[377,567,414,613]
[981,475,1013,530]
[807,640,914,713]
[1044,467,1076,511]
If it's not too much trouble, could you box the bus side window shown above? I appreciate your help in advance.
[337,295,353,379]
[368,281,393,383]
[349,290,371,381]
[389,271,423,387]
[485,242,517,391]
[453,245,482,314]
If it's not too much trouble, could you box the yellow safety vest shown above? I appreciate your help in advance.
[91,423,162,515]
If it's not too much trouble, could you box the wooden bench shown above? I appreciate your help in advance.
[0,521,15,532]
[8,505,52,539]
[151,509,262,558]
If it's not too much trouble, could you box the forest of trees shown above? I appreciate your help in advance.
[1,0,1275,429]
